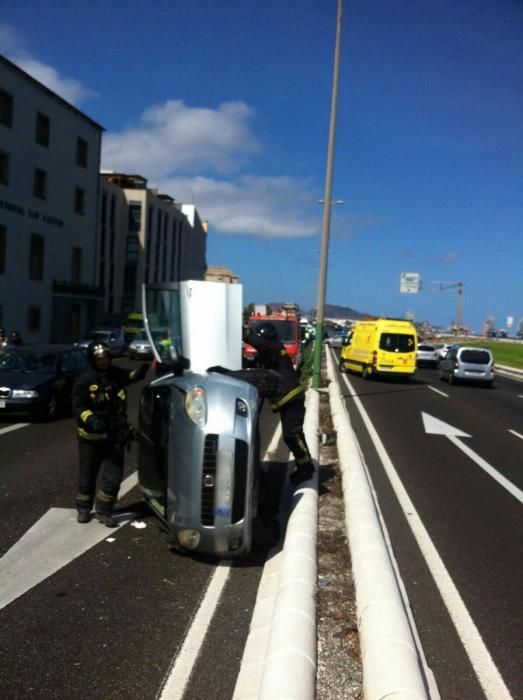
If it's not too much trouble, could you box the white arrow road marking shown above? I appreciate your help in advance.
[0,471,139,611]
[0,423,30,437]
[508,429,523,441]
[427,385,449,398]
[422,413,523,504]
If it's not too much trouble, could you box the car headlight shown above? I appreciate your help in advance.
[178,529,201,550]
[184,386,207,427]
[12,389,39,398]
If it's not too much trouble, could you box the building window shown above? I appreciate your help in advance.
[155,210,162,282]
[28,306,41,332]
[33,168,47,199]
[74,187,85,214]
[35,112,50,147]
[128,201,141,232]
[76,137,88,167]
[0,151,9,185]
[126,235,139,263]
[71,247,82,283]
[29,234,44,281]
[0,89,13,128]
[0,225,6,274]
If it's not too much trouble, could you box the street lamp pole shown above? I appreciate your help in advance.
[312,0,343,388]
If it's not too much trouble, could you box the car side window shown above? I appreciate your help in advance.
[72,350,88,371]
[61,352,75,373]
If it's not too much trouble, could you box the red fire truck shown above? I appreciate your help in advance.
[243,304,301,368]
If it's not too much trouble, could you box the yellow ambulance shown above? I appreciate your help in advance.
[339,318,417,379]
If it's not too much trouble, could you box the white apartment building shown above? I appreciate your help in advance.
[98,173,207,317]
[0,55,103,343]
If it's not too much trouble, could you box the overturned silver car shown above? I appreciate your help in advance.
[138,282,276,558]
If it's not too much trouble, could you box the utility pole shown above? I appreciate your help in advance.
[456,282,463,338]
[312,0,343,388]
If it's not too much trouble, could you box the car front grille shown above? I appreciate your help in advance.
[0,387,11,398]
[201,434,218,526]
[232,439,248,523]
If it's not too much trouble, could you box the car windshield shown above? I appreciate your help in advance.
[133,332,149,342]
[88,331,111,341]
[418,345,435,351]
[250,320,297,343]
[379,333,416,353]
[143,287,182,363]
[0,350,57,373]
[460,350,491,364]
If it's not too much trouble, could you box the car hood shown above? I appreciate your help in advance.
[0,371,55,390]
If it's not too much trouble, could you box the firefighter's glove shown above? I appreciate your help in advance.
[135,363,150,381]
[89,416,107,434]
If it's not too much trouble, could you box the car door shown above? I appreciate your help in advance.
[59,351,77,409]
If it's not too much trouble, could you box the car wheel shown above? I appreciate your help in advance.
[448,372,455,385]
[362,366,371,380]
[338,359,345,373]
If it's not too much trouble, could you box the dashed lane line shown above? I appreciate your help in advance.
[508,429,523,441]
[158,562,232,700]
[0,423,30,436]
[428,385,449,398]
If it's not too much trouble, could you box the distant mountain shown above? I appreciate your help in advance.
[263,302,373,320]
[307,303,375,320]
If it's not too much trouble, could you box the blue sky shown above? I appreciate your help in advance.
[2,0,522,331]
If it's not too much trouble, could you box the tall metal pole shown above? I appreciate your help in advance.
[455,282,463,338]
[312,0,343,388]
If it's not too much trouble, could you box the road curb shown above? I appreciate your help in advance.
[233,389,319,700]
[325,349,436,700]
[496,363,523,381]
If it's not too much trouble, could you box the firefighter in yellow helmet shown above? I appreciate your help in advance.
[72,341,149,526]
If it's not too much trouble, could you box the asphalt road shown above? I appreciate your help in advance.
[333,350,522,700]
[0,365,286,700]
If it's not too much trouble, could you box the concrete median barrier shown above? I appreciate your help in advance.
[326,348,437,700]
[234,389,319,700]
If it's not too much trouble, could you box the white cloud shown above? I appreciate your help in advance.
[102,100,258,176]
[438,250,459,263]
[158,174,320,239]
[0,23,96,105]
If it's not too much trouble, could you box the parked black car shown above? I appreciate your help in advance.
[0,345,88,419]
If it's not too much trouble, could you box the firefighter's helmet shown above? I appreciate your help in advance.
[87,341,111,366]
[253,322,278,341]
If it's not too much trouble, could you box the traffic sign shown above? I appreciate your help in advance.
[400,272,420,294]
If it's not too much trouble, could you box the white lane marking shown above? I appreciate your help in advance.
[341,373,513,700]
[0,470,139,611]
[0,422,30,436]
[158,562,231,700]
[422,413,523,504]
[427,385,449,398]
[508,429,523,441]
[422,412,470,437]
[161,423,284,700]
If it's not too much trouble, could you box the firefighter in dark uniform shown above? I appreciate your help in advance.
[245,322,315,485]
[72,341,149,527]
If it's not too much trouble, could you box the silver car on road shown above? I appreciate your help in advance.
[439,346,495,386]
